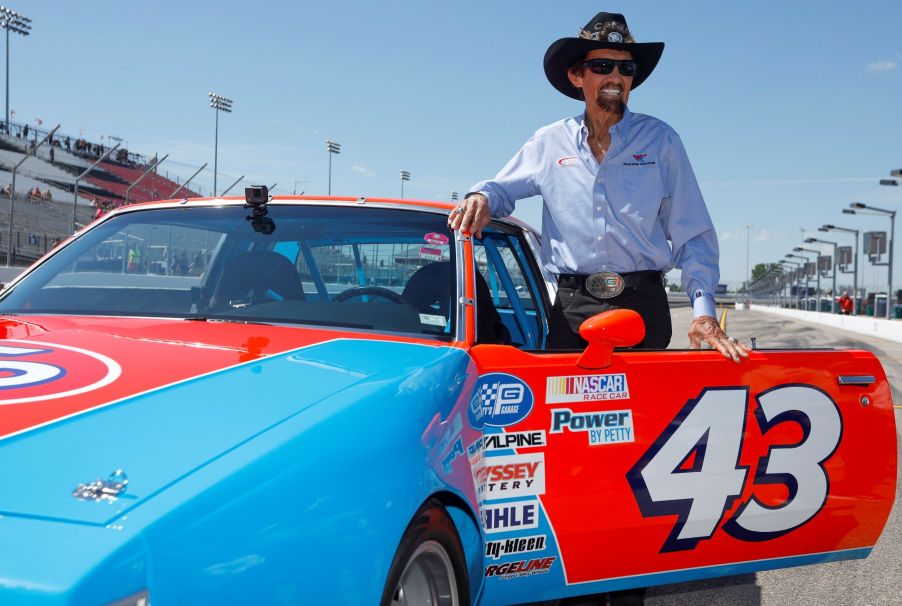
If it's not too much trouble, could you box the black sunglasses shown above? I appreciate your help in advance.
[581,58,637,77]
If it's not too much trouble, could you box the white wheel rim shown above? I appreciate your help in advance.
[391,540,459,606]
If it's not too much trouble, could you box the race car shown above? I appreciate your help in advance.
[0,190,894,605]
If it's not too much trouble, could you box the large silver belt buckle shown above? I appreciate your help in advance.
[585,271,625,299]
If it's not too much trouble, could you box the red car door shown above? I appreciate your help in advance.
[462,231,896,605]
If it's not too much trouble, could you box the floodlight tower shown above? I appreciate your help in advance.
[400,170,410,198]
[208,92,233,196]
[0,7,30,131]
[326,140,341,195]
[845,202,896,319]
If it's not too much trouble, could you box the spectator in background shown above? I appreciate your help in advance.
[65,137,71,152]
[839,291,853,315]
[49,146,55,163]
[1,184,10,197]
[42,189,52,201]
[22,124,28,139]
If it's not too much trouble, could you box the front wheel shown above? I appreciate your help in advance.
[381,500,470,606]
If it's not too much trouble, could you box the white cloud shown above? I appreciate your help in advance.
[719,229,744,241]
[754,228,782,242]
[867,60,897,73]
[351,165,375,176]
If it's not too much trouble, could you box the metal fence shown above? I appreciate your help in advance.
[0,193,95,266]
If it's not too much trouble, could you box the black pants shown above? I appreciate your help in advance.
[549,281,672,350]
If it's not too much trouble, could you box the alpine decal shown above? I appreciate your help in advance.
[468,430,546,460]
[546,373,629,403]
[468,373,533,429]
[0,341,120,405]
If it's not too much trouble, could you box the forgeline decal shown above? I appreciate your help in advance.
[0,342,121,405]
[546,373,629,404]
[550,408,635,445]
[467,430,546,460]
[485,557,556,579]
[481,501,539,533]
[485,534,547,560]
[474,452,545,499]
[468,373,534,429]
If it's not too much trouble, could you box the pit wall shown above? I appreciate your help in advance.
[750,305,902,344]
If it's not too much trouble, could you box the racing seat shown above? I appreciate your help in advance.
[208,250,305,310]
[402,261,511,345]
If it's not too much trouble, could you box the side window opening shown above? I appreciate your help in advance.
[473,231,547,349]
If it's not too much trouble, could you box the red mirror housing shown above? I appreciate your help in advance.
[576,309,646,369]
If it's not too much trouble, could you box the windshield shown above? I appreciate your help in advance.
[0,204,458,339]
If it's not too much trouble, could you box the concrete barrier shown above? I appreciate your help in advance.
[751,304,902,344]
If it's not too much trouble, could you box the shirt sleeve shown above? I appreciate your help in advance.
[469,134,543,218]
[658,128,720,318]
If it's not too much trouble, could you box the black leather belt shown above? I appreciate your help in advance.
[558,270,664,298]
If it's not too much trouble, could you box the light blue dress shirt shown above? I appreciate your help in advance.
[470,107,718,318]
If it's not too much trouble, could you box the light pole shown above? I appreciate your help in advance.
[794,246,823,311]
[846,202,896,319]
[821,224,860,314]
[805,236,839,313]
[745,223,753,304]
[326,140,340,195]
[451,191,458,202]
[0,7,29,131]
[400,170,410,198]
[786,253,814,309]
[208,92,232,197]
[780,259,801,308]
[73,142,120,233]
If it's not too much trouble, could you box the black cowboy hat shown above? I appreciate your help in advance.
[543,12,664,100]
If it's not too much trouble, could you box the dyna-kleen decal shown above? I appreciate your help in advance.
[0,342,121,404]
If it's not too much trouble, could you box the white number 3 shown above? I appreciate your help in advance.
[627,385,841,551]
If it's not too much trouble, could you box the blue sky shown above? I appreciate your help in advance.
[10,1,902,289]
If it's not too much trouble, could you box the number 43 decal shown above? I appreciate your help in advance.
[627,384,842,552]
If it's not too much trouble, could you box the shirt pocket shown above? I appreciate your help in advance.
[611,162,666,231]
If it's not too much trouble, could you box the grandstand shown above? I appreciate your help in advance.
[0,119,206,265]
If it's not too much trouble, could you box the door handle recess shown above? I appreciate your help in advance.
[837,375,876,386]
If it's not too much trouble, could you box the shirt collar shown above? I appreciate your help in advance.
[577,106,633,146]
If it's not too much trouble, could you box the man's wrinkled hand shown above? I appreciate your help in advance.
[688,316,750,363]
[447,193,492,239]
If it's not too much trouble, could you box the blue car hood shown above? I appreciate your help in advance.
[0,331,451,526]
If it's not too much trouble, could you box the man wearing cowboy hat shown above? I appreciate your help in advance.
[449,11,748,363]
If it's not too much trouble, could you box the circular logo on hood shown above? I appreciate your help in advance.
[0,340,121,405]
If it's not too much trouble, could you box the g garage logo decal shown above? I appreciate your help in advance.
[0,341,121,404]
[468,373,533,429]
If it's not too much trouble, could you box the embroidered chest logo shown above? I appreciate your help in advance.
[557,156,579,167]
[624,153,655,167]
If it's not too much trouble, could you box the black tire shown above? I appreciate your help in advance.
[381,500,471,606]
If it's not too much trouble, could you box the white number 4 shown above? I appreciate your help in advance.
[627,385,841,552]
